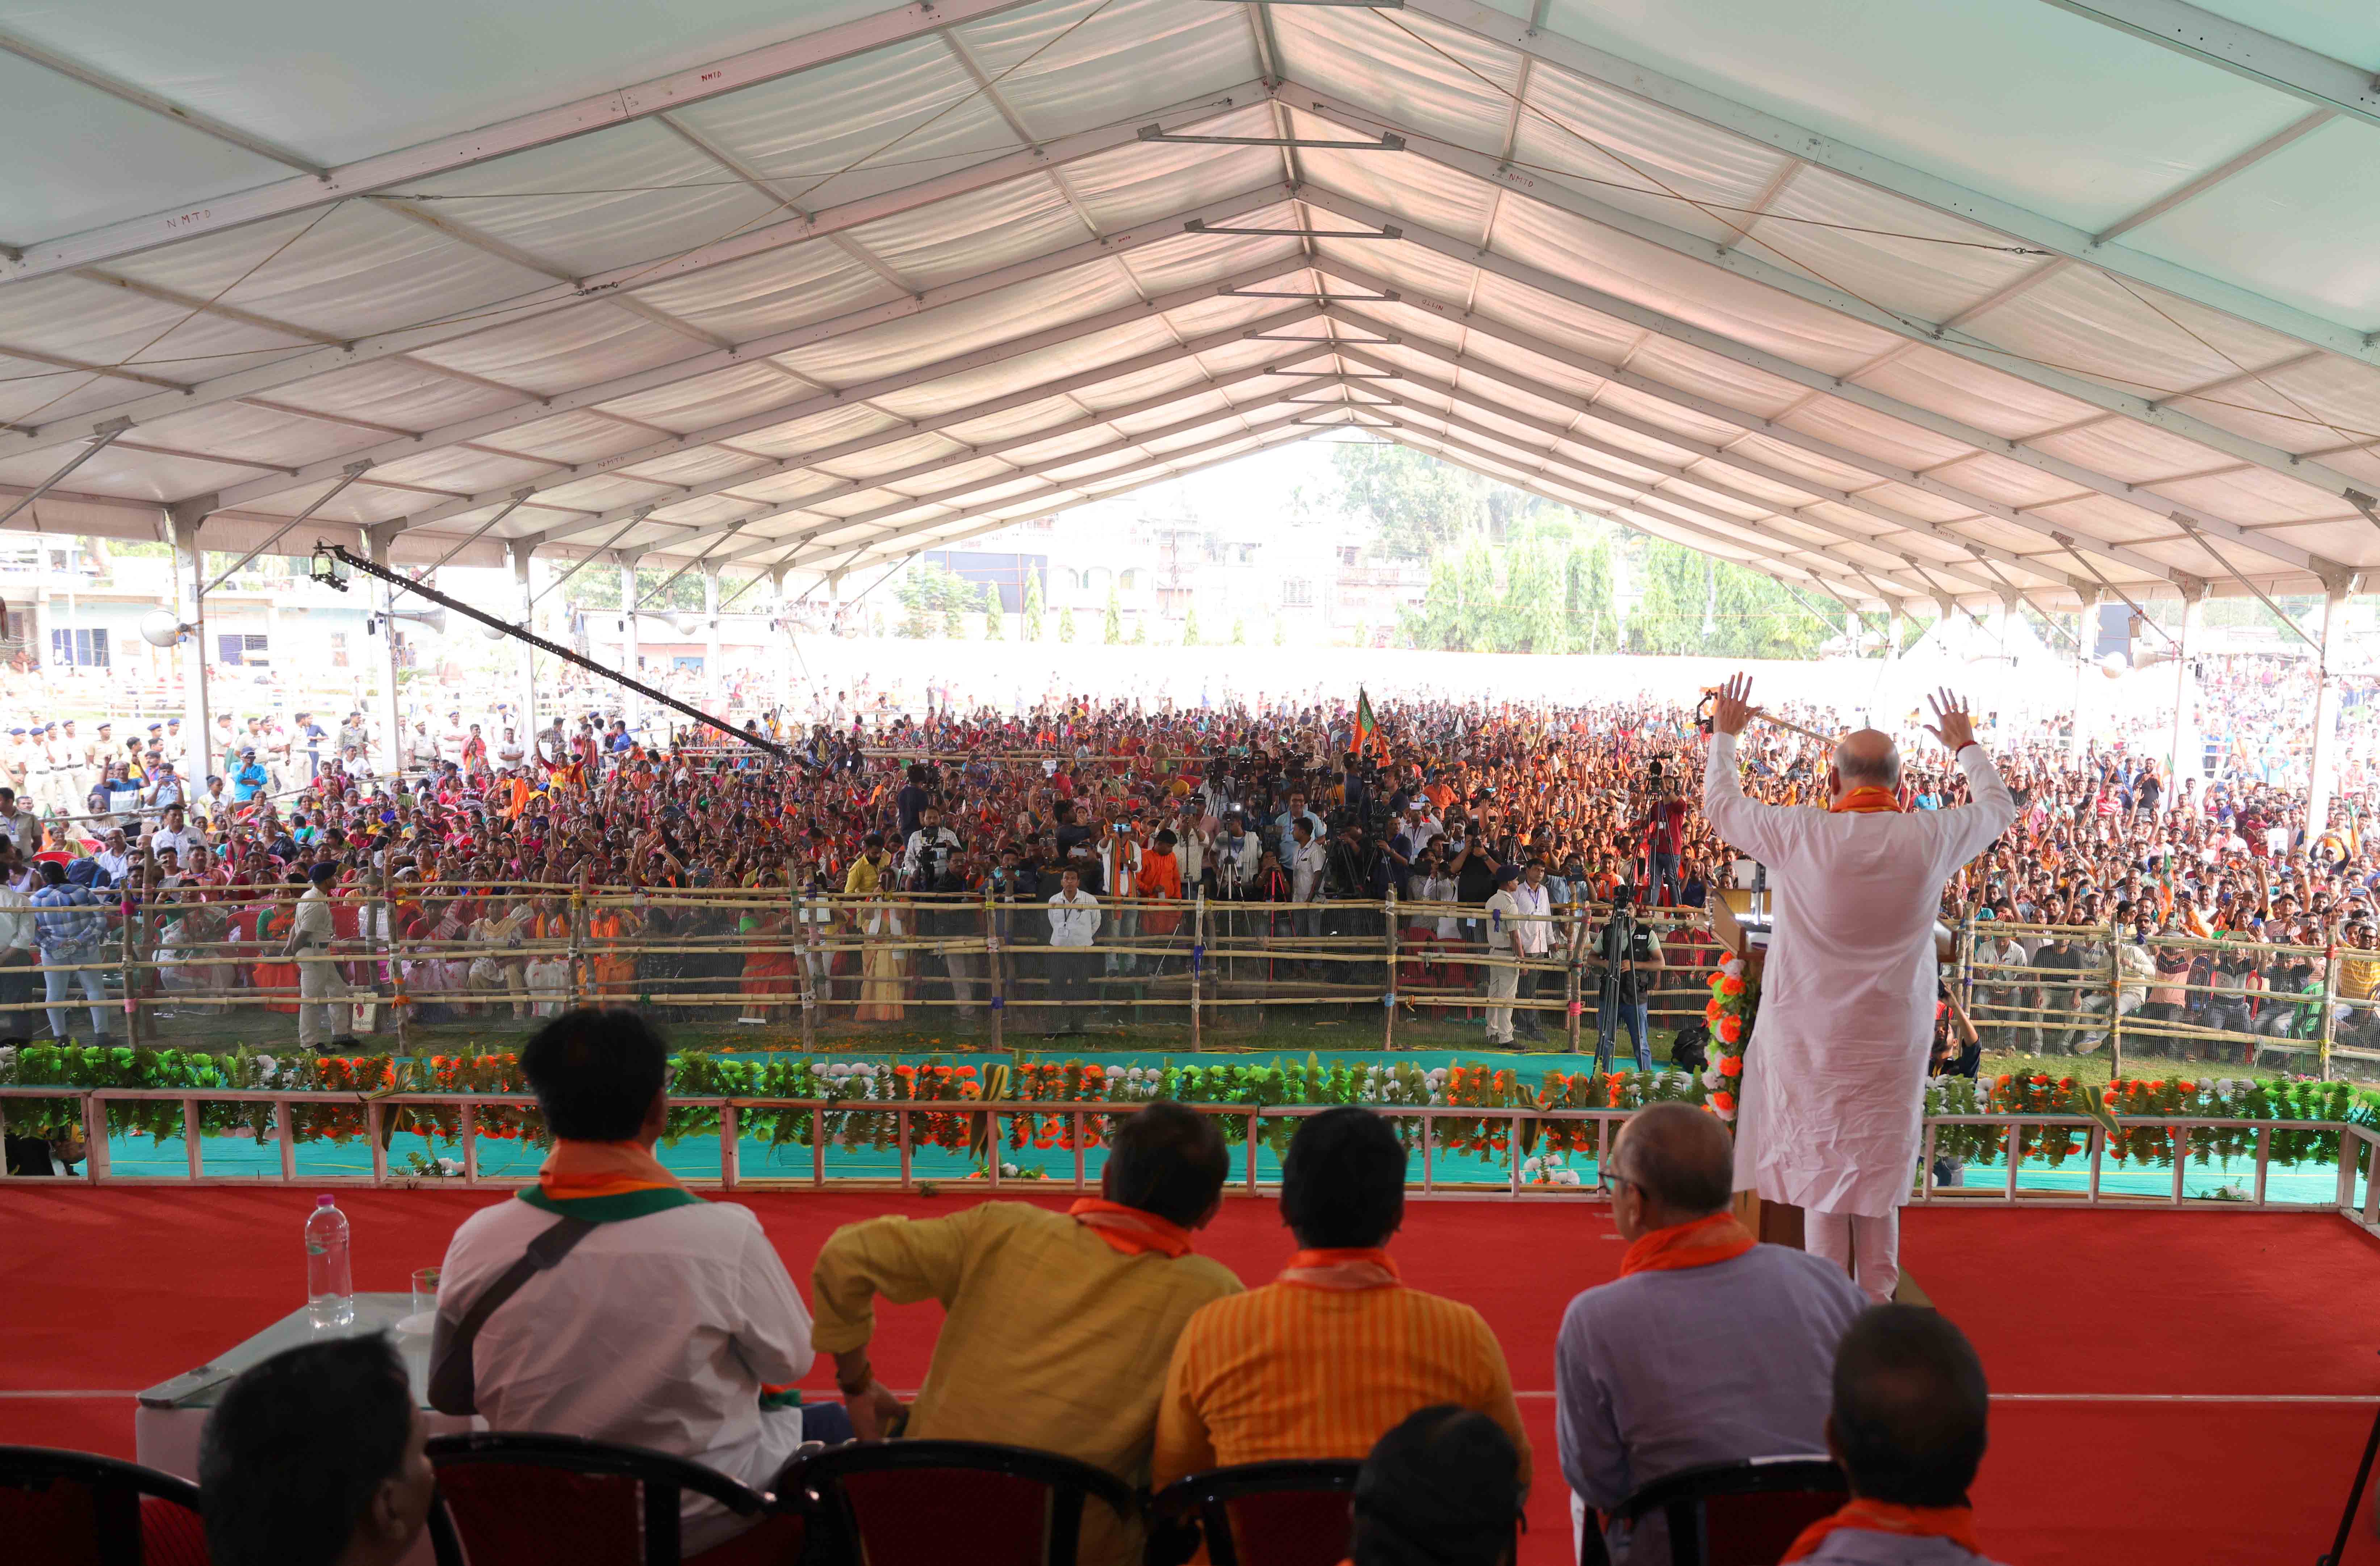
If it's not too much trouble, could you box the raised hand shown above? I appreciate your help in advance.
[1924,688,1978,753]
[1707,673,1762,737]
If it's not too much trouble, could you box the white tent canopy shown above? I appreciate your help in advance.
[5,0,2380,616]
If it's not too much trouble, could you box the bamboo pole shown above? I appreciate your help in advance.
[2319,938,2339,1083]
[2105,920,2123,1079]
[118,875,141,1049]
[1191,887,1205,1052]
[1380,886,1397,1051]
[985,887,1003,1054]
[383,863,407,1056]
[799,885,818,1052]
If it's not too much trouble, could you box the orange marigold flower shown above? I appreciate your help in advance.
[1710,1091,1736,1114]
[1720,976,1745,996]
[1704,997,1726,1022]
[1995,1074,2013,1088]
[1719,1054,1744,1077]
[1715,1016,1742,1044]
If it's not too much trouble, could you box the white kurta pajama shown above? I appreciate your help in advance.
[1701,732,2013,1300]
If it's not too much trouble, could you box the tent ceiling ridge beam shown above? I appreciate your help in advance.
[1376,408,1945,598]
[1282,83,2377,511]
[1299,188,2331,580]
[1381,421,1875,598]
[185,180,1297,520]
[515,301,1326,549]
[1331,345,2007,595]
[518,306,1327,550]
[1325,321,2082,594]
[651,111,917,297]
[404,256,1319,546]
[583,365,1339,561]
[0,26,327,175]
[1391,0,2380,381]
[1311,256,2175,590]
[0,0,1045,284]
[756,387,1338,556]
[2032,0,2380,130]
[766,419,1325,575]
[0,79,1272,468]
[763,411,1322,571]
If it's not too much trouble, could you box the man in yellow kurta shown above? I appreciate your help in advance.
[810,1102,1239,1565]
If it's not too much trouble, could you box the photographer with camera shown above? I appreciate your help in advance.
[1635,770,1691,908]
[1593,882,1666,1073]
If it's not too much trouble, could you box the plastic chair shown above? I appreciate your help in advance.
[425,1431,792,1566]
[1147,1459,1363,1566]
[1611,1456,1848,1566]
[779,1440,1137,1566]
[0,1444,210,1566]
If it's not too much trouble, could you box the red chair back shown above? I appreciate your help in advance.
[433,1462,648,1566]
[426,1432,773,1566]
[0,1446,208,1566]
[1615,1456,1848,1566]
[1698,1488,1843,1565]
[782,1440,1135,1566]
[1149,1460,1362,1566]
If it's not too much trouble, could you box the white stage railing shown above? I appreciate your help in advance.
[5,1087,2371,1227]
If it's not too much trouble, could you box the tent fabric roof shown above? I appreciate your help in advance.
[5,0,2380,612]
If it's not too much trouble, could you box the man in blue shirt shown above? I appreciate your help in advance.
[31,859,112,1044]
[231,748,270,804]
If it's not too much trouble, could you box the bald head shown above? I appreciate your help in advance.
[1613,1101,1733,1221]
[1832,729,1900,794]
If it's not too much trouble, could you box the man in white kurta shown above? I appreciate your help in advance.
[1700,678,2014,1302]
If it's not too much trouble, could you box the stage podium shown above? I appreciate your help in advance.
[1706,886,1803,1249]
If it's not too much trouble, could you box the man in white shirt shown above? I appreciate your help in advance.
[149,805,203,864]
[495,727,527,768]
[1046,866,1101,1035]
[1509,860,1554,1044]
[1482,864,1524,1046]
[432,1010,827,1553]
[903,805,963,889]
[1702,677,2013,1302]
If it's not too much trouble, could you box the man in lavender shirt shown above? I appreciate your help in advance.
[1781,1307,2008,1565]
[1556,1105,1866,1565]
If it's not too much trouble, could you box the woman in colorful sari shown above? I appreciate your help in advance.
[737,867,801,1024]
[855,886,907,1022]
[246,873,305,1014]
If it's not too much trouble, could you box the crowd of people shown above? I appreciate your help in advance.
[190,1008,2011,1566]
[1,670,2377,1072]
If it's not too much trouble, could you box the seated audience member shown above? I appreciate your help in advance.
[1557,1102,1866,1565]
[1351,1404,1524,1566]
[199,1335,435,1566]
[432,1008,829,1551]
[1784,1306,2005,1564]
[1153,1105,1532,1488]
[811,1099,1239,1566]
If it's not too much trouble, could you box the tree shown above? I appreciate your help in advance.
[1182,602,1201,646]
[980,582,1002,640]
[1230,616,1246,645]
[1059,607,1077,642]
[1022,568,1045,640]
[1130,619,1146,645]
[1623,539,1829,659]
[1332,442,1561,558]
[895,562,976,639]
[1102,587,1122,644]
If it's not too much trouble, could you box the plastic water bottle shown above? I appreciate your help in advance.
[305,1195,354,1330]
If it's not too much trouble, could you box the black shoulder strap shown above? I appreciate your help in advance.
[427,1214,596,1416]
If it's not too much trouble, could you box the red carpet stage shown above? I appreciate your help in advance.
[4,1189,2375,1563]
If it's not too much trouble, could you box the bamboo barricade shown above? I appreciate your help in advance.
[89,882,2380,1076]
[7,879,1745,1057]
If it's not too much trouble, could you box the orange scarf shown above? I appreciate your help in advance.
[1781,1500,1983,1562]
[1618,1213,1756,1277]
[1828,787,1904,815]
[1068,1198,1195,1258]
[537,1138,687,1201]
[1279,1247,1400,1290]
